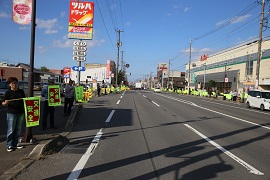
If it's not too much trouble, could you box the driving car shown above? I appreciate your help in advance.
[246,90,270,111]
[154,87,161,93]
[0,81,28,102]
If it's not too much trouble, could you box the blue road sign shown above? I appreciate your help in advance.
[72,66,85,71]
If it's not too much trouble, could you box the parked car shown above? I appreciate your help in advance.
[246,90,270,111]
[34,82,47,91]
[0,81,28,102]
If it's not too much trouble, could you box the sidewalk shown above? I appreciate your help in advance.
[0,102,80,180]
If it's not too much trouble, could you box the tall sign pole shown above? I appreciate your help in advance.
[24,0,36,142]
[255,0,265,89]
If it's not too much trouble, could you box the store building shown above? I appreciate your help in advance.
[186,39,270,93]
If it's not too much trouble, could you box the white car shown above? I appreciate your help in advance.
[246,90,270,111]
[154,87,161,93]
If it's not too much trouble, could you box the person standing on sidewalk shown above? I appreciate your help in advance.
[64,80,75,116]
[2,77,25,152]
[41,77,57,130]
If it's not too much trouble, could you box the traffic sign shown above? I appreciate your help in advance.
[73,46,87,51]
[73,56,86,61]
[225,77,228,82]
[72,66,85,71]
[73,51,86,57]
[126,63,130,68]
[73,41,87,46]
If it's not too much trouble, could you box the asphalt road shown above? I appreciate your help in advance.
[15,90,270,180]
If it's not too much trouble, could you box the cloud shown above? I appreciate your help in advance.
[37,46,47,53]
[45,29,58,34]
[52,38,74,48]
[36,18,59,34]
[125,22,131,26]
[19,26,28,30]
[0,11,9,18]
[216,14,252,26]
[181,47,213,54]
[172,4,179,9]
[184,7,190,12]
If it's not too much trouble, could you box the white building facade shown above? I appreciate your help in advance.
[186,39,270,93]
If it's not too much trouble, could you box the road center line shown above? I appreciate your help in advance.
[67,129,103,180]
[120,96,123,98]
[184,124,264,176]
[116,100,120,104]
[105,110,115,123]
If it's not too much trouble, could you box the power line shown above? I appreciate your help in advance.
[95,0,117,54]
[194,1,260,40]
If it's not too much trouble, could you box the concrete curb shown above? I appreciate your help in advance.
[0,104,82,180]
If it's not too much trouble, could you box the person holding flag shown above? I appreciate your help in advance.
[41,77,57,130]
[2,77,25,152]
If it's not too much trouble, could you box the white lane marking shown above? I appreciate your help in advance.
[143,95,146,98]
[201,100,270,115]
[105,110,115,123]
[152,101,160,107]
[157,93,270,131]
[120,96,123,98]
[68,129,103,180]
[122,90,126,95]
[184,124,264,175]
[116,100,120,104]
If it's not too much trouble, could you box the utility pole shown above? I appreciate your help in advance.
[150,72,153,89]
[116,29,124,86]
[188,38,192,94]
[167,59,171,89]
[255,0,265,89]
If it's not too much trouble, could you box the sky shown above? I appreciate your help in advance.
[0,0,270,82]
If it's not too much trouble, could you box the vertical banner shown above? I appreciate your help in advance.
[23,97,41,127]
[75,86,84,102]
[48,85,61,106]
[68,1,94,40]
[12,0,32,25]
[106,60,110,79]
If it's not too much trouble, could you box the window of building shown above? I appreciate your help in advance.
[246,55,253,75]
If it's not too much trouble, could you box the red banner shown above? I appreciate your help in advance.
[48,85,61,106]
[23,97,41,127]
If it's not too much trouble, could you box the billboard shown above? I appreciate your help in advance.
[63,67,71,78]
[68,2,94,40]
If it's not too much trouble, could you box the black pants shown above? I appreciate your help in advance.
[233,96,237,101]
[64,97,74,115]
[42,100,55,128]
